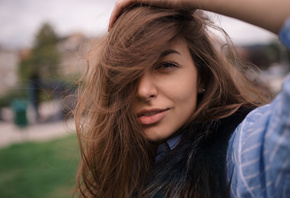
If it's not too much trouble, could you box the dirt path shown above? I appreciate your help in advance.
[0,119,75,149]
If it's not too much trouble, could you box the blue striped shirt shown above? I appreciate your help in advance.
[227,16,290,198]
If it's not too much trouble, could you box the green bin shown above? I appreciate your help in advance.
[11,99,28,128]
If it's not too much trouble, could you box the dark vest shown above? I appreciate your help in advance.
[143,108,252,198]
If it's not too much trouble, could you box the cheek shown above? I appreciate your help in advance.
[172,76,199,118]
[174,75,198,102]
[177,86,198,114]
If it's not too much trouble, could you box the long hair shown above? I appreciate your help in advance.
[74,5,271,198]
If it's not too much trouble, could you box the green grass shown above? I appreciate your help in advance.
[0,135,80,198]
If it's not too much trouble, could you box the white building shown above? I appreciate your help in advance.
[0,48,19,96]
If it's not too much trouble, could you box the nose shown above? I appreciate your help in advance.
[136,71,157,101]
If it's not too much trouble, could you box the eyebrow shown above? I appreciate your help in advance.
[159,49,181,58]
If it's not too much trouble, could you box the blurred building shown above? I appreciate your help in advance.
[236,43,290,94]
[57,33,89,76]
[0,33,90,95]
[0,47,19,96]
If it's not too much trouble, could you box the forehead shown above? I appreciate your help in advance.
[159,37,191,59]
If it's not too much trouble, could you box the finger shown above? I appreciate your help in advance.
[108,3,119,31]
[109,0,136,31]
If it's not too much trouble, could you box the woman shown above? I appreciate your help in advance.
[75,0,290,197]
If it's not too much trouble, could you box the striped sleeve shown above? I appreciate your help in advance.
[279,16,290,49]
[228,75,290,198]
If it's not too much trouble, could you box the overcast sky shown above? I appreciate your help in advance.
[0,0,277,49]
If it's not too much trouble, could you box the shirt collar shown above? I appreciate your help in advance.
[167,134,182,150]
[154,134,182,163]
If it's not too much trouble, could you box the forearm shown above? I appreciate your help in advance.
[191,0,290,34]
[110,0,290,33]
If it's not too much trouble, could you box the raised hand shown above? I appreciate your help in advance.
[108,0,196,31]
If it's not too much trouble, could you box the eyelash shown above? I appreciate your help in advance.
[156,61,179,70]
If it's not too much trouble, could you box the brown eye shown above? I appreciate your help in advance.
[156,61,179,70]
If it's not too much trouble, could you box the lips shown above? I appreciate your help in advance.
[137,108,169,125]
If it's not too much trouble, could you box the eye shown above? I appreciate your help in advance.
[155,61,179,71]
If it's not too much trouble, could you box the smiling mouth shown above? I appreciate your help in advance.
[137,109,169,125]
[138,110,166,117]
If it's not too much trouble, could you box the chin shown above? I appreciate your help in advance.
[144,129,170,142]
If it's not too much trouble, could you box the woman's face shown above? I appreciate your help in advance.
[133,37,201,142]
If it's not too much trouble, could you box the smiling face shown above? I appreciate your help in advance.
[132,37,202,142]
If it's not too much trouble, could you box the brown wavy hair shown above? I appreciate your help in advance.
[74,5,271,198]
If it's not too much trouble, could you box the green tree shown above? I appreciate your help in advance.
[19,23,60,80]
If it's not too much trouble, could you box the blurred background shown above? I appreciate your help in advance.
[0,0,289,198]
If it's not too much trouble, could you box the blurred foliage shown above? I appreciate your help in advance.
[268,40,290,63]
[0,87,27,108]
[19,23,60,81]
[0,135,79,198]
[35,23,59,47]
